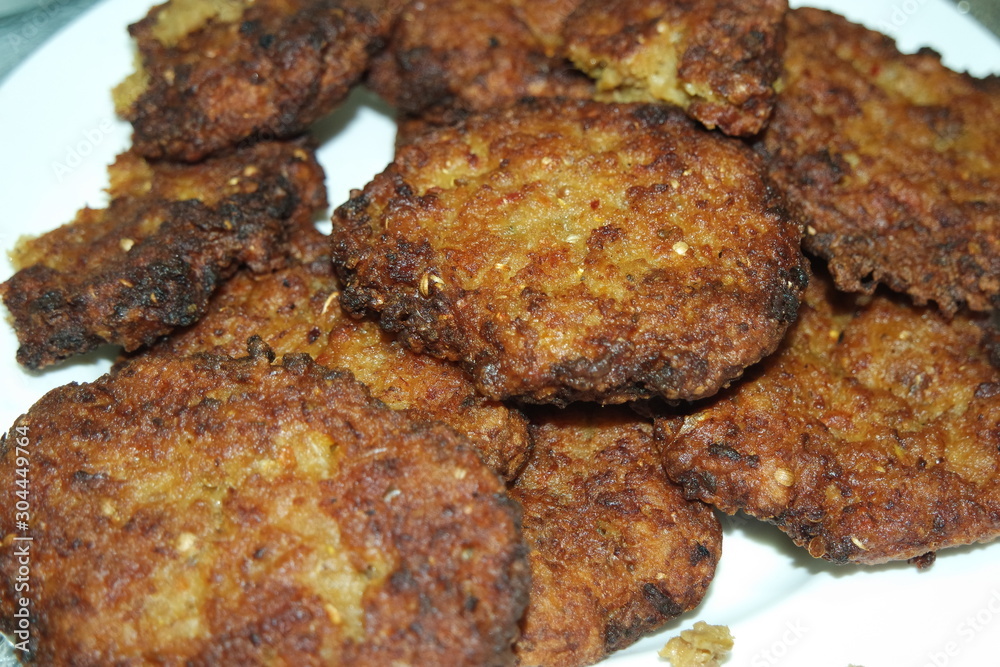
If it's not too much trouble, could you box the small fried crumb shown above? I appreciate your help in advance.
[773,468,795,487]
[659,621,733,667]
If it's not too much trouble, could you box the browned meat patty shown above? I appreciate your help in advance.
[1,138,327,369]
[657,266,1000,565]
[149,227,532,480]
[758,7,1000,315]
[0,345,529,665]
[114,0,399,162]
[510,405,721,667]
[563,0,787,136]
[366,0,592,120]
[332,99,807,405]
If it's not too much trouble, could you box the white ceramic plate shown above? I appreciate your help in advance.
[0,1,998,665]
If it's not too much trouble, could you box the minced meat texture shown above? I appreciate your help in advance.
[564,0,787,136]
[148,227,532,480]
[332,99,807,405]
[366,0,592,120]
[758,7,1000,315]
[511,405,721,667]
[0,345,529,665]
[657,266,1000,565]
[115,0,400,162]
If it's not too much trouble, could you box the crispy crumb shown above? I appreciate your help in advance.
[659,621,733,667]
[773,468,795,487]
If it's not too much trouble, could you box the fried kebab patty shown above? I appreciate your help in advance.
[563,0,788,137]
[759,7,1000,315]
[332,99,808,405]
[149,227,532,480]
[366,0,592,121]
[510,406,720,667]
[656,267,1000,565]
[0,345,529,665]
[114,0,398,162]
[1,138,326,370]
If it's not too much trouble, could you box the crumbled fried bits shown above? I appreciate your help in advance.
[659,622,734,667]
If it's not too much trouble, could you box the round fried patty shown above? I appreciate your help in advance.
[0,346,528,665]
[510,406,720,667]
[116,0,399,162]
[759,8,1000,315]
[332,99,807,405]
[657,267,1000,565]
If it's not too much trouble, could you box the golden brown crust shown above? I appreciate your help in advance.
[118,0,398,162]
[332,99,808,405]
[394,111,467,148]
[508,0,583,54]
[0,347,529,665]
[149,228,532,480]
[759,7,1000,315]
[1,139,327,369]
[563,0,787,136]
[656,266,1000,565]
[510,406,720,667]
[366,0,592,116]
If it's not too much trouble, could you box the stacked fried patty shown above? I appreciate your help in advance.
[0,346,529,665]
[2,2,1000,666]
[332,99,807,405]
[1,139,327,369]
[657,266,1000,566]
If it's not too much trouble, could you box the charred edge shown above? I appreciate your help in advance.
[689,542,713,566]
[18,326,104,370]
[641,583,684,618]
[631,103,681,130]
[908,551,937,569]
[707,443,760,468]
[769,275,803,324]
[707,443,741,461]
[974,382,1000,399]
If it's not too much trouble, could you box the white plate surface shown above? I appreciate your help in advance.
[0,1,999,665]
